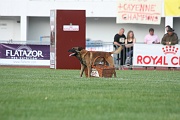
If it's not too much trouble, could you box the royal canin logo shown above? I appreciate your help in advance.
[162,46,178,55]
[136,45,180,66]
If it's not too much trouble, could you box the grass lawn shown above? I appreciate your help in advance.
[0,67,180,120]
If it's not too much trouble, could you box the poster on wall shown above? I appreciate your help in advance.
[117,0,162,24]
[0,43,50,66]
[50,10,56,68]
[164,0,180,16]
[133,44,180,67]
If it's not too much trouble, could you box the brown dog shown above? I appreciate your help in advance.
[68,46,122,77]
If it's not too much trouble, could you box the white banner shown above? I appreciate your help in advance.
[117,0,162,24]
[0,59,50,66]
[133,44,180,67]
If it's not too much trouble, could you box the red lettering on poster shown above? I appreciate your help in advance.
[163,56,168,65]
[117,0,160,23]
[137,55,143,64]
[171,57,178,65]
[143,56,151,64]
[155,56,162,65]
[151,56,157,64]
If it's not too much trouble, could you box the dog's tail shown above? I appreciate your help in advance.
[111,45,123,54]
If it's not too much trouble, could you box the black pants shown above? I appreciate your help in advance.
[114,46,126,65]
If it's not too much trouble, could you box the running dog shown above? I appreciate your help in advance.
[68,46,122,77]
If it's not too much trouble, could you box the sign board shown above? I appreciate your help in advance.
[117,0,162,24]
[133,44,180,67]
[63,25,79,31]
[164,0,180,16]
[0,43,50,66]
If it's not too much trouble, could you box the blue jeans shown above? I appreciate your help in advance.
[126,50,133,57]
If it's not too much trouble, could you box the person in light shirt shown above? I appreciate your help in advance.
[144,28,159,70]
[144,28,160,44]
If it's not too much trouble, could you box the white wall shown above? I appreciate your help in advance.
[0,0,176,42]
[14,20,20,40]
[0,0,165,17]
[174,17,180,41]
[0,17,20,40]
[28,17,50,41]
[27,17,165,43]
[0,16,169,43]
[86,17,165,43]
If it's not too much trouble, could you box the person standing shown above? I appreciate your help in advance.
[144,28,160,44]
[161,27,179,70]
[163,25,175,38]
[125,30,136,66]
[144,28,160,70]
[165,25,171,33]
[161,27,178,45]
[113,28,126,68]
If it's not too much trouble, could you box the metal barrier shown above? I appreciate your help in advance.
[85,42,137,70]
[113,44,133,70]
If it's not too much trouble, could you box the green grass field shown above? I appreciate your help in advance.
[0,67,180,120]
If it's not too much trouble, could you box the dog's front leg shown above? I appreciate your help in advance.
[80,64,86,77]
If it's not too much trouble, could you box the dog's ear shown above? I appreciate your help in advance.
[78,47,84,51]
[71,47,79,50]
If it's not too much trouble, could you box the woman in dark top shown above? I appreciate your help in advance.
[113,28,126,66]
[125,30,136,66]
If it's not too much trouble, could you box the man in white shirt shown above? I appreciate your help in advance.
[144,28,160,44]
[144,28,160,70]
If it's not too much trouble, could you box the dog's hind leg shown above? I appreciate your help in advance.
[106,56,115,67]
[87,65,92,78]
